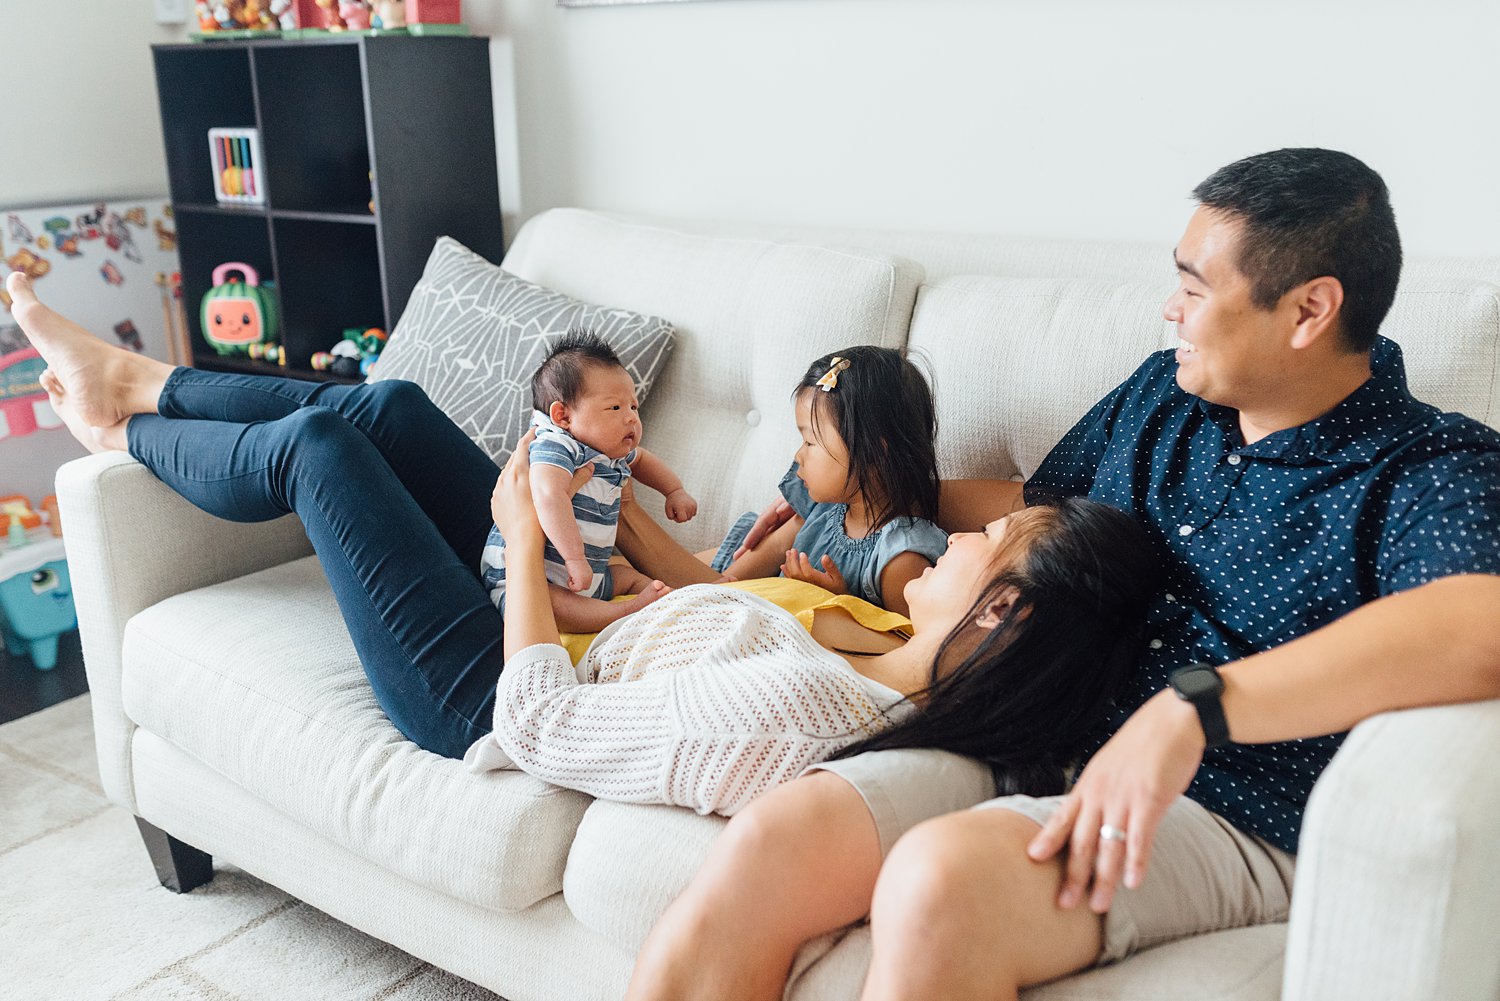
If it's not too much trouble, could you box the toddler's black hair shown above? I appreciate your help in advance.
[795,345,940,528]
[532,329,625,412]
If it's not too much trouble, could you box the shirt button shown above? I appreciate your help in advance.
[745,409,761,427]
[1165,593,1176,602]
[1178,524,1194,537]
[1227,454,1242,466]
[1149,638,1164,650]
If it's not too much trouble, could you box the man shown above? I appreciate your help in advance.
[618,148,1500,1001]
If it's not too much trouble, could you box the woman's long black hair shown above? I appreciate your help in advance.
[796,346,940,528]
[832,497,1163,796]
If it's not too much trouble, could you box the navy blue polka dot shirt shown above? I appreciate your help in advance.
[1025,336,1500,854]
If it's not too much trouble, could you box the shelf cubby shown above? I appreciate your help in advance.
[152,34,503,382]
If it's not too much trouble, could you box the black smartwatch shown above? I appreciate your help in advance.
[1168,662,1230,748]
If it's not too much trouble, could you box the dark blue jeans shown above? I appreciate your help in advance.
[126,367,503,758]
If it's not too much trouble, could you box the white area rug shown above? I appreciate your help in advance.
[0,695,505,1000]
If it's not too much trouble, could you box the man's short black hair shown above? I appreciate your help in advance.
[531,329,625,412]
[1192,148,1402,353]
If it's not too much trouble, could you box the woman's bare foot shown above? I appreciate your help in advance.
[40,369,128,454]
[6,272,173,427]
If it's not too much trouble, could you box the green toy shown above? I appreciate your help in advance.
[200,262,280,356]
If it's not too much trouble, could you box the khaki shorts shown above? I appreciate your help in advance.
[810,749,1297,965]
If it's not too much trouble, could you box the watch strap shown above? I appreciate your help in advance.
[1169,663,1230,748]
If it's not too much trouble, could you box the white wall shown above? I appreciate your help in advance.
[0,1,187,207]
[474,0,1500,258]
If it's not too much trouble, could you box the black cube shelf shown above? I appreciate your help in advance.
[153,34,504,382]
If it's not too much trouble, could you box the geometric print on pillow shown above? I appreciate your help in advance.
[368,236,676,464]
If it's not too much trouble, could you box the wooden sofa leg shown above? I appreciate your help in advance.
[135,817,214,893]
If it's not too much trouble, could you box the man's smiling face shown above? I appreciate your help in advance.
[1164,207,1293,412]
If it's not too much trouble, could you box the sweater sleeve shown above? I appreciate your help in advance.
[488,643,675,803]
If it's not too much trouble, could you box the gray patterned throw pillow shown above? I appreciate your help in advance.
[368,237,675,463]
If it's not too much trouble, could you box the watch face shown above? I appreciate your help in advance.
[1175,668,1223,700]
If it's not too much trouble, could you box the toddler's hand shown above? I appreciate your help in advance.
[782,550,847,594]
[665,488,698,523]
[565,558,594,593]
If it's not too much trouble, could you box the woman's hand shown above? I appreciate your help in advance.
[492,430,544,552]
[734,498,796,560]
[781,550,847,594]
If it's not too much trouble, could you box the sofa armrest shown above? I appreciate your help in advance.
[56,452,314,813]
[1284,698,1500,1001]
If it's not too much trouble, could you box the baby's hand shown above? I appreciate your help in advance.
[565,558,594,593]
[782,550,847,594]
[665,488,698,523]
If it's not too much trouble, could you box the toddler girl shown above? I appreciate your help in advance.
[714,346,947,616]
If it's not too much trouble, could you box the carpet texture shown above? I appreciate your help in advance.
[0,695,505,1000]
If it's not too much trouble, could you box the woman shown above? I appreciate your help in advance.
[9,272,1158,816]
[485,443,1161,813]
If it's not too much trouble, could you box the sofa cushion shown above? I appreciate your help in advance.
[500,209,925,552]
[119,555,591,912]
[907,276,1175,482]
[368,235,677,464]
[563,800,728,951]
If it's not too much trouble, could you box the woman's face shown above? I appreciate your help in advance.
[904,509,1044,633]
[793,390,853,504]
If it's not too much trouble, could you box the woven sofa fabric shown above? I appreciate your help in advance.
[55,452,314,815]
[1377,274,1500,427]
[119,556,590,912]
[906,276,1176,482]
[368,235,677,465]
[500,209,924,553]
[130,732,635,1001]
[1283,699,1500,1001]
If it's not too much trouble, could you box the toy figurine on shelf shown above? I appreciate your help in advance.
[247,342,287,366]
[372,0,406,30]
[0,499,76,673]
[312,327,385,379]
[339,0,373,30]
[315,0,348,29]
[200,262,281,358]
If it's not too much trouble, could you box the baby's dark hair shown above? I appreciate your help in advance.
[795,346,940,527]
[531,329,625,411]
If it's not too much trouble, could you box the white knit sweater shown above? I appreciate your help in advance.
[464,584,914,815]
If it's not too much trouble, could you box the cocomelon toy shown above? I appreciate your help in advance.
[200,262,280,357]
[0,496,75,671]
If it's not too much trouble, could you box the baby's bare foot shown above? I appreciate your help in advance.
[7,272,170,427]
[617,580,671,614]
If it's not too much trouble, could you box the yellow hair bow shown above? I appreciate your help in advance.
[816,356,851,392]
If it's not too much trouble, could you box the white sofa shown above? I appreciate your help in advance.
[59,209,1500,1001]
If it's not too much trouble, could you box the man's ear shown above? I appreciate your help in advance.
[974,587,1020,630]
[1288,276,1345,351]
[548,400,569,428]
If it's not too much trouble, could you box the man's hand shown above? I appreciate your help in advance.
[664,488,698,523]
[1027,690,1205,914]
[781,550,847,594]
[735,498,795,560]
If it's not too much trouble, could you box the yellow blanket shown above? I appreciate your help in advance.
[558,577,913,664]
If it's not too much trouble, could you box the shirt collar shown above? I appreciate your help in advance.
[1196,337,1425,467]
